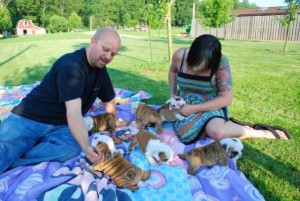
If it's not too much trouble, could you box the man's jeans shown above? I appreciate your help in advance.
[0,114,82,174]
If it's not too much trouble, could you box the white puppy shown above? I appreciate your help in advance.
[166,96,185,110]
[146,139,174,166]
[159,97,186,122]
[219,138,244,160]
[91,133,118,156]
[128,129,173,166]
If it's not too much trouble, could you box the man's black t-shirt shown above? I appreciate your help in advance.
[12,48,115,125]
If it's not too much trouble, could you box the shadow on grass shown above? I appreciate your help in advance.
[72,42,89,50]
[241,143,299,200]
[0,44,36,67]
[3,52,169,105]
[136,37,193,45]
[3,60,55,86]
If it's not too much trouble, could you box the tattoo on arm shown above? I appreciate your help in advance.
[216,70,232,92]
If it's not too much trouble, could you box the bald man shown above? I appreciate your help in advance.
[0,28,129,174]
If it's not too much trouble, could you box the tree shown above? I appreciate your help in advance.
[0,0,11,7]
[13,0,41,23]
[68,12,82,31]
[0,6,12,37]
[279,0,300,51]
[233,0,257,9]
[174,0,195,26]
[49,15,68,33]
[144,0,171,61]
[147,0,167,30]
[198,0,236,37]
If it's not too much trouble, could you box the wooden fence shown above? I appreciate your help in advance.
[190,14,300,41]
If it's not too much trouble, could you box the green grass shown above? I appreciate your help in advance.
[0,28,299,200]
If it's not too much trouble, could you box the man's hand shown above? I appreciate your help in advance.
[84,145,104,164]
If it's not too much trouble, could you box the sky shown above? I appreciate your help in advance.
[248,0,287,7]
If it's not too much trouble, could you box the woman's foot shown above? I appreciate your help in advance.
[254,124,291,140]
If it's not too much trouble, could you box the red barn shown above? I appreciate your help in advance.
[15,19,46,36]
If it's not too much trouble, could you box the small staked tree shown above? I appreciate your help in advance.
[198,0,236,38]
[278,0,300,52]
[146,0,174,62]
[145,0,168,61]
[68,12,82,32]
[166,0,175,62]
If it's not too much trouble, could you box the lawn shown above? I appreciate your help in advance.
[0,28,299,200]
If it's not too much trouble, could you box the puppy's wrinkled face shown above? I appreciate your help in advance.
[167,97,185,110]
[94,142,112,161]
[117,168,150,192]
[102,113,116,133]
[220,138,243,160]
[152,148,173,165]
[91,133,117,155]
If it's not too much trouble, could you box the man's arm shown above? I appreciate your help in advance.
[65,98,103,163]
[103,98,130,127]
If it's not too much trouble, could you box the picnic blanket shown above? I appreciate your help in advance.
[0,83,265,201]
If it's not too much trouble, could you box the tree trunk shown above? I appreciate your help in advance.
[147,27,153,62]
[283,23,291,52]
[166,0,173,62]
[146,1,152,62]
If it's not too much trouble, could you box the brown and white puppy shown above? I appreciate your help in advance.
[134,102,162,134]
[178,140,227,175]
[84,113,116,135]
[157,96,185,122]
[219,138,243,160]
[128,129,173,166]
[92,142,150,192]
[158,103,185,122]
[91,133,118,156]
[166,96,186,110]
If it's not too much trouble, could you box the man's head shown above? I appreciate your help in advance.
[87,27,121,69]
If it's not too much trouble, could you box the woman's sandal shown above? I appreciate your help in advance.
[229,117,254,128]
[254,123,291,140]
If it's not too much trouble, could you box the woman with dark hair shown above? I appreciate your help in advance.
[168,34,290,144]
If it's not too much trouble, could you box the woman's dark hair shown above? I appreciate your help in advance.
[186,34,221,77]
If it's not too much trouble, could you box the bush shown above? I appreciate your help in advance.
[49,15,68,33]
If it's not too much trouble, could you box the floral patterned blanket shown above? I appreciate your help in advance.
[0,84,265,201]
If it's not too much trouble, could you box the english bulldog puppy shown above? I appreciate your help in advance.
[92,141,150,192]
[91,133,118,157]
[84,113,116,135]
[178,140,227,175]
[134,102,162,134]
[128,129,173,166]
[166,96,185,110]
[219,138,244,160]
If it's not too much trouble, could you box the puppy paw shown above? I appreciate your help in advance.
[176,114,185,121]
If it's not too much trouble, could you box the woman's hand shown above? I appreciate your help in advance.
[179,104,197,116]
[84,145,105,164]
